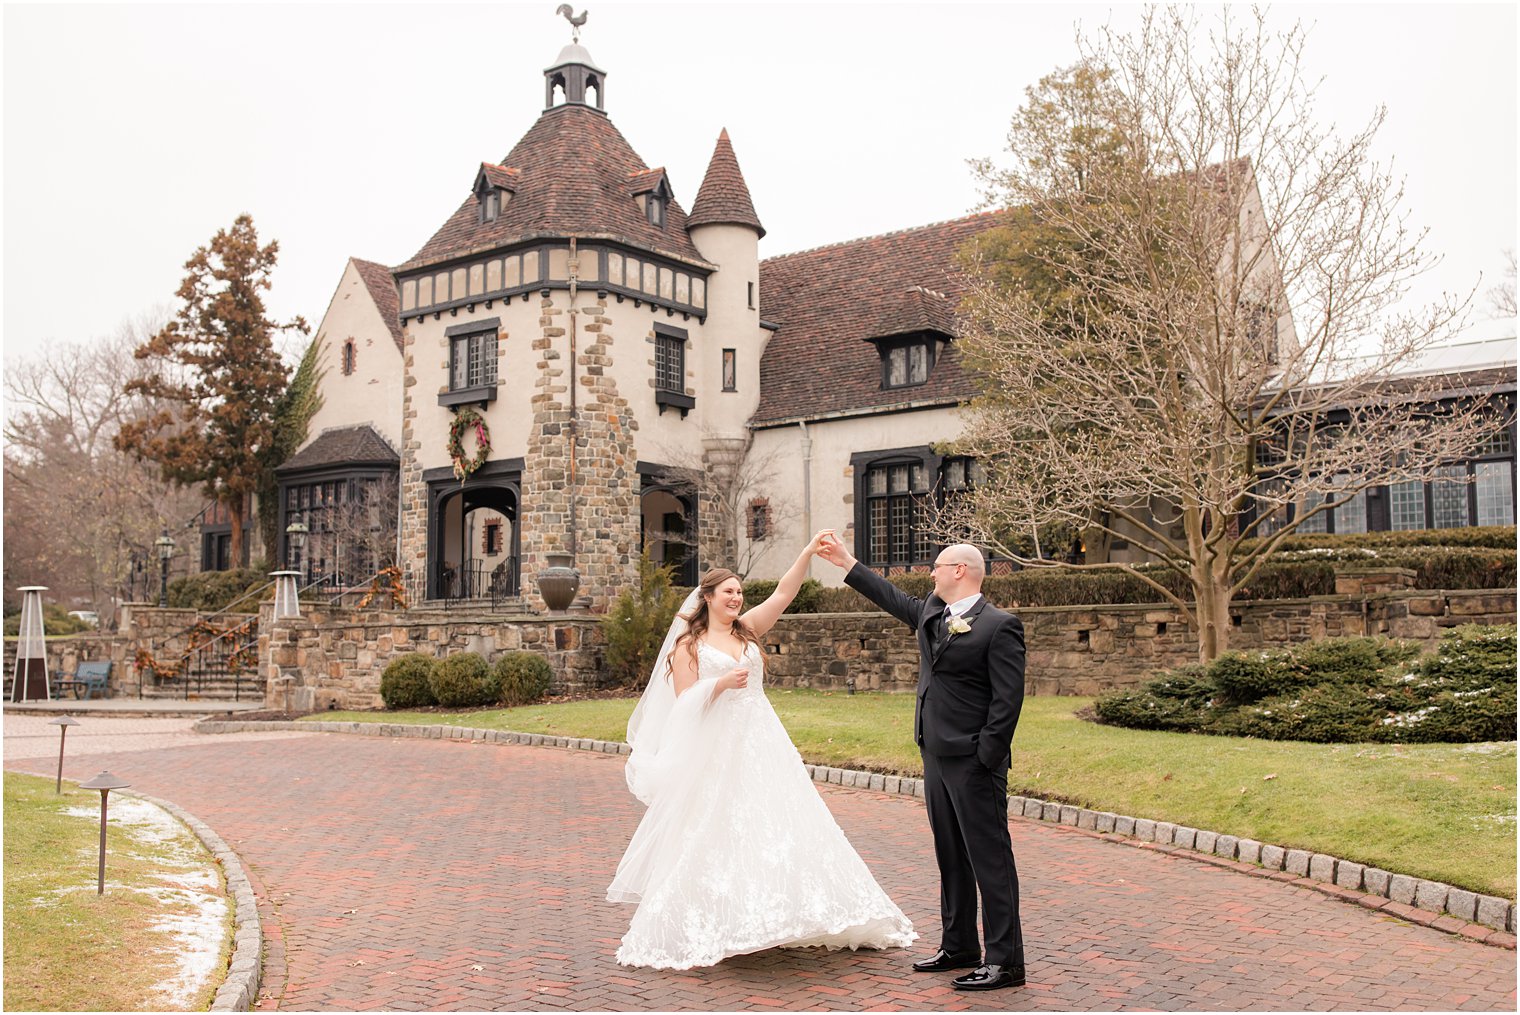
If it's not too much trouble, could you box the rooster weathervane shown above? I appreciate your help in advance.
[556,5,588,44]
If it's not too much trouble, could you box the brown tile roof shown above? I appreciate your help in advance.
[349,258,403,352]
[625,168,667,195]
[686,129,764,237]
[871,286,959,341]
[277,425,399,474]
[753,211,1007,425]
[400,104,709,271]
[476,162,520,191]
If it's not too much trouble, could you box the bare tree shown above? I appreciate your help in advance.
[943,6,1503,662]
[1486,249,1516,319]
[648,430,790,578]
[4,314,204,620]
[316,473,400,584]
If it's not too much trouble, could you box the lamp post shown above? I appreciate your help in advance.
[286,520,309,579]
[79,771,130,895]
[49,716,80,793]
[155,530,175,607]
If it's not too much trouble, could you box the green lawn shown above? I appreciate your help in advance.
[316,691,1516,898]
[2,773,232,1011]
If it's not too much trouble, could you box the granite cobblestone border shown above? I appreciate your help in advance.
[197,717,1517,950]
[128,790,262,1012]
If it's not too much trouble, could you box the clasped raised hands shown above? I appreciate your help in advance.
[813,529,856,570]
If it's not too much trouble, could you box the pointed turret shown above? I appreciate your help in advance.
[687,129,764,237]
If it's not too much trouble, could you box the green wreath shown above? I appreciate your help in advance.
[447,407,492,483]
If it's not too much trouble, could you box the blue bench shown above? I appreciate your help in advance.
[57,660,112,700]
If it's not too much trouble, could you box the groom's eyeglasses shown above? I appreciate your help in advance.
[931,560,965,572]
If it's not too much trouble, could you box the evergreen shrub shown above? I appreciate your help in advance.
[428,652,497,708]
[167,566,270,612]
[739,577,824,614]
[495,651,554,706]
[1240,525,1515,552]
[602,551,684,688]
[2,604,94,637]
[379,652,437,709]
[1094,626,1516,744]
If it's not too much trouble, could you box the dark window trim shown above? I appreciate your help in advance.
[851,446,938,569]
[721,348,737,392]
[446,317,501,337]
[445,322,499,402]
[397,240,714,323]
[873,333,940,390]
[341,338,356,376]
[654,323,692,417]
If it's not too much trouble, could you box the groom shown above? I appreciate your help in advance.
[818,534,1026,991]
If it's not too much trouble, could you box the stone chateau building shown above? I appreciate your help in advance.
[262,37,1517,611]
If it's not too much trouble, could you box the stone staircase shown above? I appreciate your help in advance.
[139,673,264,703]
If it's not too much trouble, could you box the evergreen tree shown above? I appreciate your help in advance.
[116,214,306,567]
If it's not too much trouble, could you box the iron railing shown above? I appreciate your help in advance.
[435,559,520,611]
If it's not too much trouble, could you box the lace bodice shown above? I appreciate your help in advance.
[695,638,764,689]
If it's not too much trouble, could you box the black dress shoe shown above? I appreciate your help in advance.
[911,949,982,972]
[952,964,1025,991]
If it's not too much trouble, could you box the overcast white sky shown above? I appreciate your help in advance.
[2,1,1515,369]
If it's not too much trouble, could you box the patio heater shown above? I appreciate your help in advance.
[10,586,51,701]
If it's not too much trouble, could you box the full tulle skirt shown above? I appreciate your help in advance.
[608,650,916,970]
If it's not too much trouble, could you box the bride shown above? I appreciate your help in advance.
[607,532,916,970]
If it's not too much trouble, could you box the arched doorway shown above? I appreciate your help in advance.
[430,482,520,602]
[640,483,697,587]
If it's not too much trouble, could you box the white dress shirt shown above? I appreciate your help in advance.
[943,592,982,619]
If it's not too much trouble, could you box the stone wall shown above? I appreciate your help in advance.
[763,586,1517,696]
[519,295,639,611]
[260,602,606,712]
[2,603,259,698]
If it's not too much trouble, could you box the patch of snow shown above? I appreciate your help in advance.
[53,795,229,1007]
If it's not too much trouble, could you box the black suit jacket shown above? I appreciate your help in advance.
[846,562,1026,769]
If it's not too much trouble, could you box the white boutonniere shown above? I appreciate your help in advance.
[947,615,973,636]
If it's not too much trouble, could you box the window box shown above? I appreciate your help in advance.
[438,385,498,408]
[655,389,695,417]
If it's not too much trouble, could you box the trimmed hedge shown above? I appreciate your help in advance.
[380,652,437,709]
[428,652,498,708]
[1240,525,1515,552]
[2,604,94,637]
[167,566,270,612]
[495,651,553,706]
[1094,626,1516,744]
[798,548,1512,615]
[739,577,824,614]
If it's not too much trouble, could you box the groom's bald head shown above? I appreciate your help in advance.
[932,543,986,600]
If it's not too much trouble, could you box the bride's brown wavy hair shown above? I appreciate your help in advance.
[672,568,767,677]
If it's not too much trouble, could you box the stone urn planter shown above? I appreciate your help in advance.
[537,553,582,612]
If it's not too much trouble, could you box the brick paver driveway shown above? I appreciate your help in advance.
[6,717,1514,1011]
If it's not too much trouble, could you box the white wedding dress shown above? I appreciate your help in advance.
[607,639,917,970]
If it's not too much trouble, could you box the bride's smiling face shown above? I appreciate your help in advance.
[707,578,744,623]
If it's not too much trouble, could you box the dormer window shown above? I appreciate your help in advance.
[646,190,665,228]
[473,163,515,224]
[881,336,935,389]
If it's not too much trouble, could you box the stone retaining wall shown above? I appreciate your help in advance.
[764,586,1516,695]
[255,583,1514,708]
[259,602,605,712]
